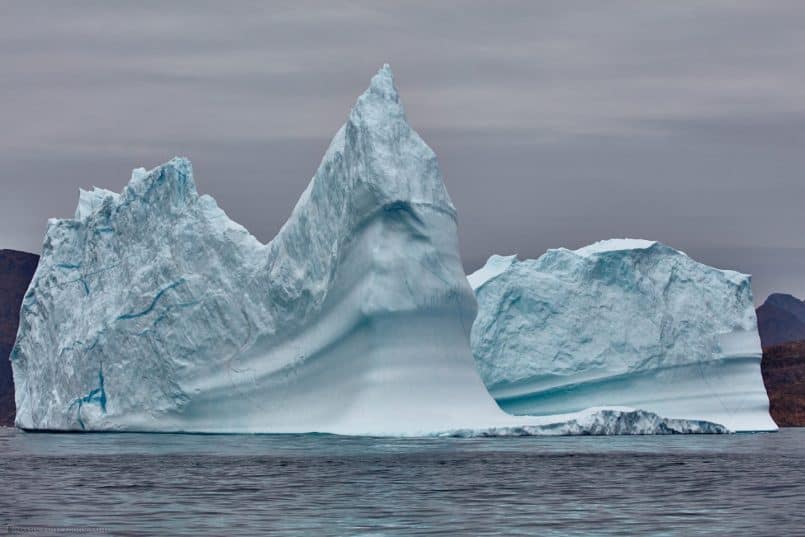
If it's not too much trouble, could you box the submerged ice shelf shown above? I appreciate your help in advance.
[440,407,728,437]
[469,240,777,432]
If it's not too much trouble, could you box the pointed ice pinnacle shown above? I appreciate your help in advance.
[323,63,455,217]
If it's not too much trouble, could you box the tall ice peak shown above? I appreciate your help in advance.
[310,63,454,216]
[349,64,405,128]
[366,63,398,102]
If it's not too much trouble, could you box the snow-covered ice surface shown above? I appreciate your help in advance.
[469,240,777,432]
[12,68,729,436]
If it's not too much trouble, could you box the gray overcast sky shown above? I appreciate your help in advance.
[2,1,804,303]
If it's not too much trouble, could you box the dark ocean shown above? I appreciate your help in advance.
[1,427,803,536]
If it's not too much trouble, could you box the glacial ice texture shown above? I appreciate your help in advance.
[469,240,777,432]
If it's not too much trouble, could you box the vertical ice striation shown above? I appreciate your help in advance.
[469,239,777,432]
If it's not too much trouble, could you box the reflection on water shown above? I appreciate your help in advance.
[1,428,803,536]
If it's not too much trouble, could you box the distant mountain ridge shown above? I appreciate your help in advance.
[756,293,805,426]
[763,293,805,321]
[0,249,39,426]
[761,340,805,426]
[756,293,805,348]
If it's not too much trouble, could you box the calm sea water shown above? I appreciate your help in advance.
[1,427,803,536]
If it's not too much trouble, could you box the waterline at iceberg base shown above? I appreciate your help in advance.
[12,66,732,436]
[469,240,777,433]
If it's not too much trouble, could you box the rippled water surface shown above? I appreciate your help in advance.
[1,428,804,536]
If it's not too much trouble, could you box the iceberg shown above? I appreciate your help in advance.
[469,240,777,432]
[11,67,731,436]
[12,65,514,434]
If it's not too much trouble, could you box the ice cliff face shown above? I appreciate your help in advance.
[13,65,511,434]
[469,239,777,432]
